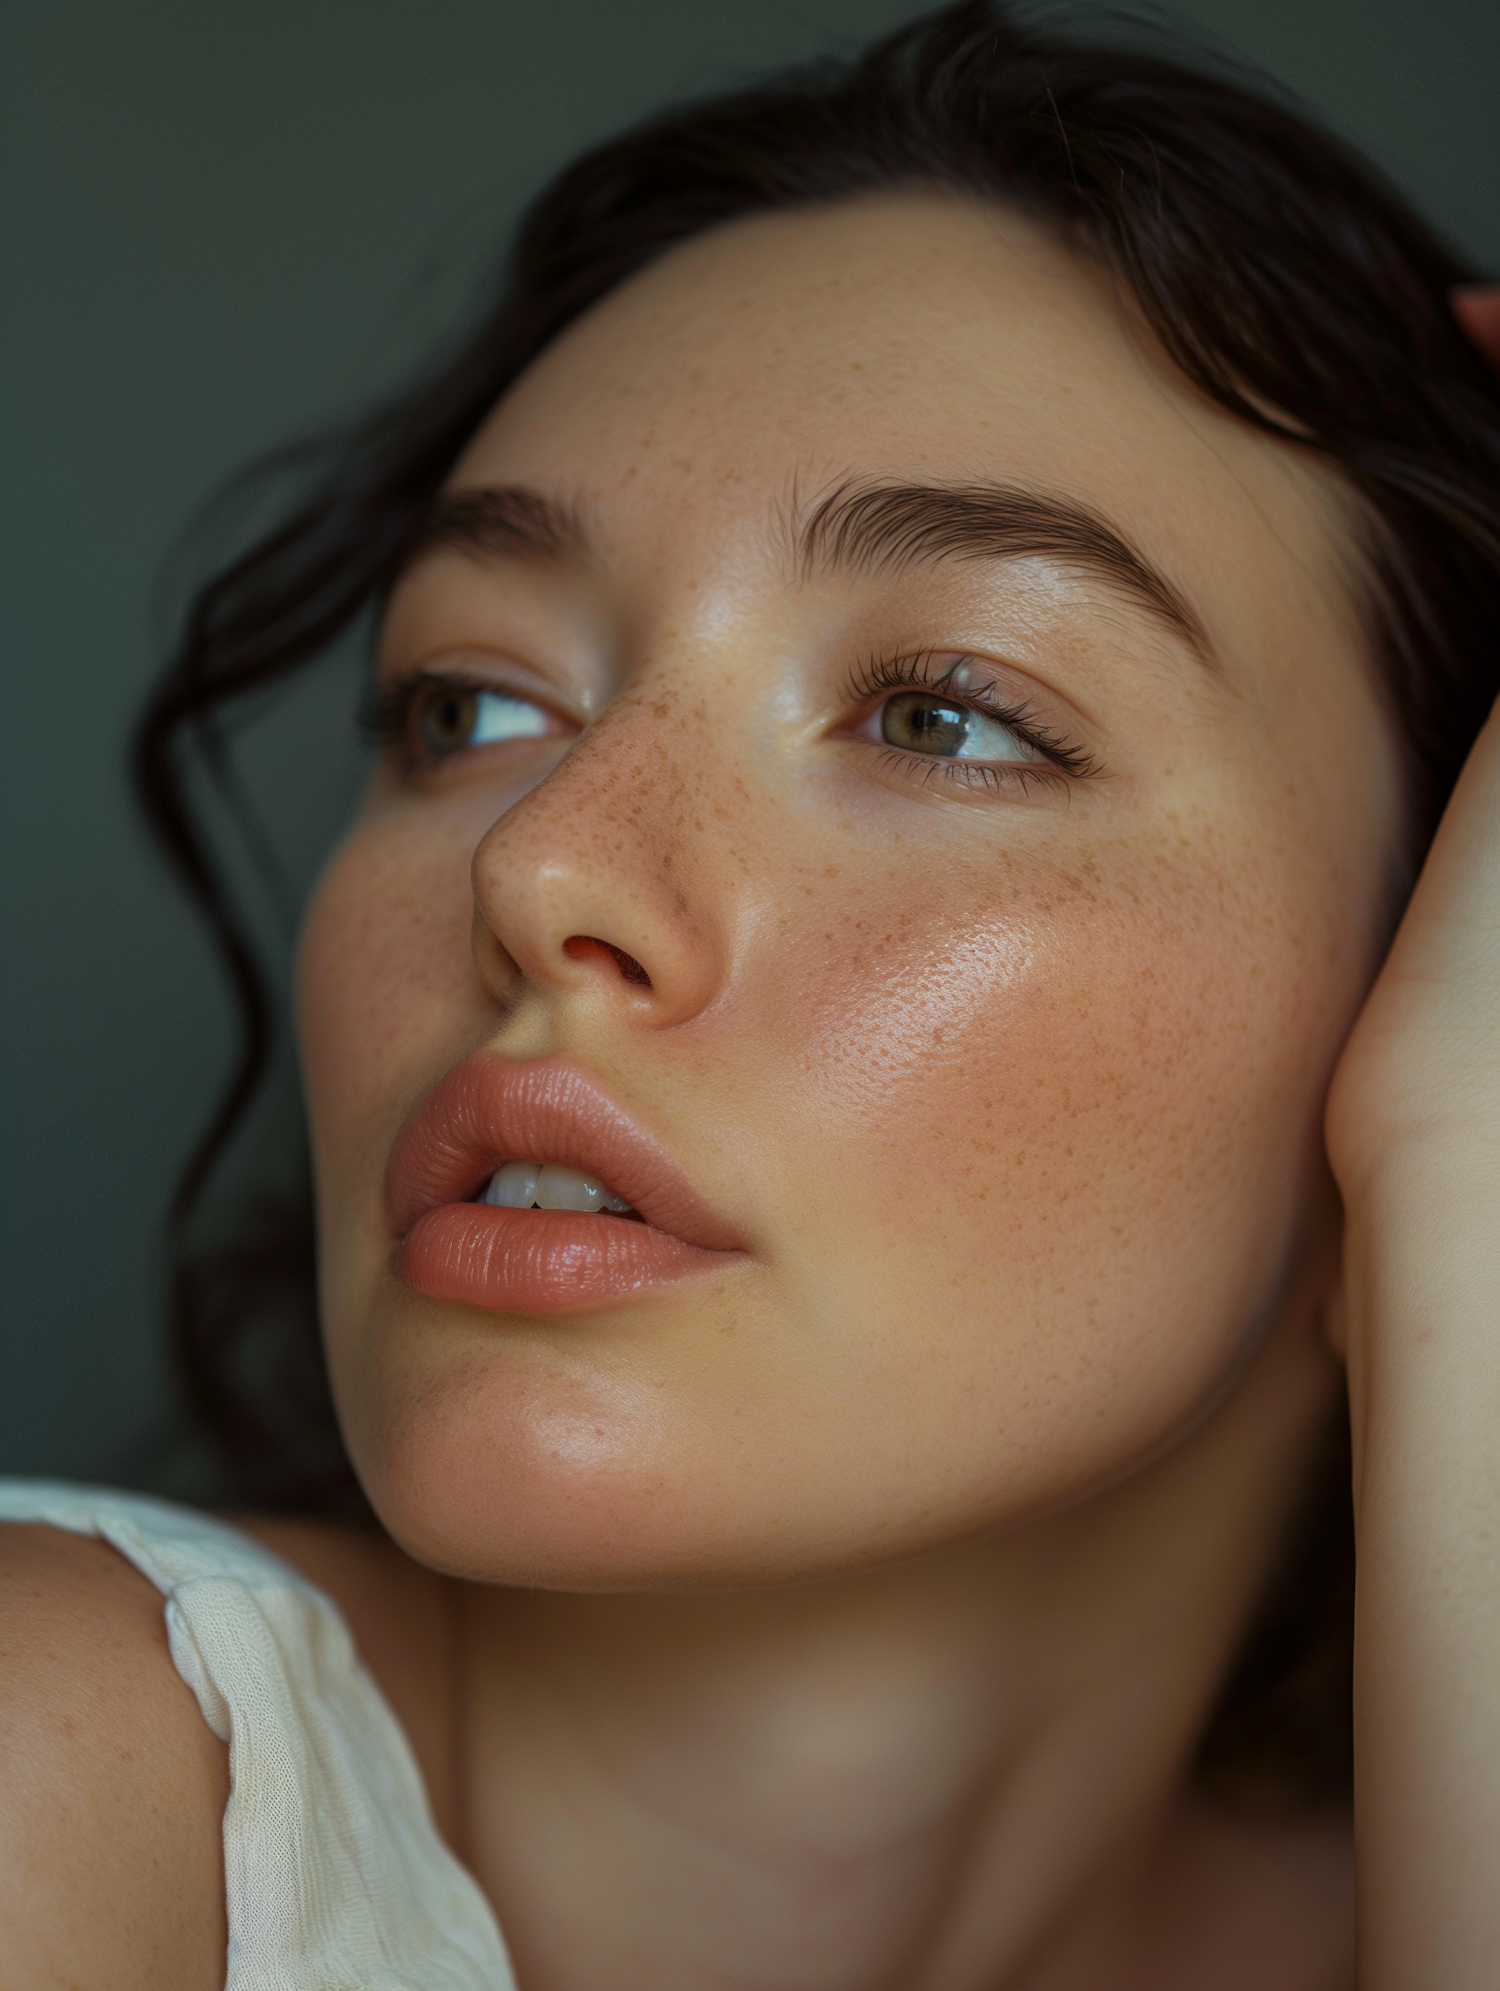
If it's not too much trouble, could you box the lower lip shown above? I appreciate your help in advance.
[396,1203,736,1314]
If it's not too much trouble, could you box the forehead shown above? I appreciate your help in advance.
[448,194,1360,677]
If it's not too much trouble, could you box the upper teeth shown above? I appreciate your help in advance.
[480,1161,633,1215]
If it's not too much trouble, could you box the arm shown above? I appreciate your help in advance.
[1327,694,1500,1987]
[0,1524,230,1989]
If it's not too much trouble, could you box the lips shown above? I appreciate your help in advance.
[386,1055,746,1313]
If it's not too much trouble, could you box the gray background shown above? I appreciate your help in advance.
[3,0,1497,1482]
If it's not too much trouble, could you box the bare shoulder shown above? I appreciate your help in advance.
[0,1522,229,1991]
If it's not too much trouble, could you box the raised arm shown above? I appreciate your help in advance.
[1328,637,1500,1979]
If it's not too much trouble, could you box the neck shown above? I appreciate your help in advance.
[453,1314,1344,1991]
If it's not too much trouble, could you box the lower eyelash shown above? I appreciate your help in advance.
[873,748,1069,797]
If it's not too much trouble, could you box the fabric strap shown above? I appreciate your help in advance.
[0,1480,518,1991]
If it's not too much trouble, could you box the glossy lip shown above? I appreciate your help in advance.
[386,1054,747,1314]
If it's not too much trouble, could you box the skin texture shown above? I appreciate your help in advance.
[300,196,1398,1985]
[305,197,1399,1595]
[0,1527,229,1991]
[18,204,1500,1991]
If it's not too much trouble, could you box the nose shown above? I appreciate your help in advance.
[469,702,728,1030]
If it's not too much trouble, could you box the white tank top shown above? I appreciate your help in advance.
[0,1480,519,1990]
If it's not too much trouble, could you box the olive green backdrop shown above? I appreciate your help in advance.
[2,0,1496,1480]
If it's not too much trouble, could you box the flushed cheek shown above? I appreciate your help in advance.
[755,848,1335,1464]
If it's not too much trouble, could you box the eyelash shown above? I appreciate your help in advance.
[845,651,1100,786]
[363,654,1101,791]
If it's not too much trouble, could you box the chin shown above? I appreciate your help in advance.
[329,1289,692,1586]
[331,1280,1268,1594]
[349,1359,846,1590]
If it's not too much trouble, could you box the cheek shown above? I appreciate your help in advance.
[757,832,1350,1476]
[297,813,482,1227]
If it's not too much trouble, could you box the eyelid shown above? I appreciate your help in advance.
[382,647,584,721]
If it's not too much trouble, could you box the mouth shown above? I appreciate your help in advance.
[386,1056,747,1314]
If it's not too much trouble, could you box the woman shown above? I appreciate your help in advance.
[3,5,1499,1985]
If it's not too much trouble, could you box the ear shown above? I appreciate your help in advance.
[1452,285,1500,371]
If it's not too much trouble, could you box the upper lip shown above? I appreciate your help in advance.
[385,1053,744,1252]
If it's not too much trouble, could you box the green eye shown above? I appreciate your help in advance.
[415,684,551,755]
[879,691,1034,761]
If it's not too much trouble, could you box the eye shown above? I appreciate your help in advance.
[414,683,552,755]
[875,690,1041,763]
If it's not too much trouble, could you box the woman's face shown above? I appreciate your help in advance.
[300,195,1401,1585]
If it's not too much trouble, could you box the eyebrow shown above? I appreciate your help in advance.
[411,476,1213,667]
[792,478,1214,665]
[411,485,591,565]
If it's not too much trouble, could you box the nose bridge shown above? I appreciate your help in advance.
[497,661,712,872]
[470,659,730,1018]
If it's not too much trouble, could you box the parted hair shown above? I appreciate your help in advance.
[134,0,1500,1812]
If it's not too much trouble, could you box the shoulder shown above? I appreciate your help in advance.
[0,1521,229,1990]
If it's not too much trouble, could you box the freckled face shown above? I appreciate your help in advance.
[299,196,1402,1585]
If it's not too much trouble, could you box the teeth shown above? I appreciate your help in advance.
[481,1161,538,1209]
[536,1164,615,1214]
[480,1161,632,1216]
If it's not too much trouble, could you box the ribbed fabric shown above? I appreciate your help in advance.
[0,1480,518,1991]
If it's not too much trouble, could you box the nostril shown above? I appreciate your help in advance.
[564,935,653,988]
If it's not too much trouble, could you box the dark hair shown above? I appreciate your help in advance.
[134,0,1500,1806]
